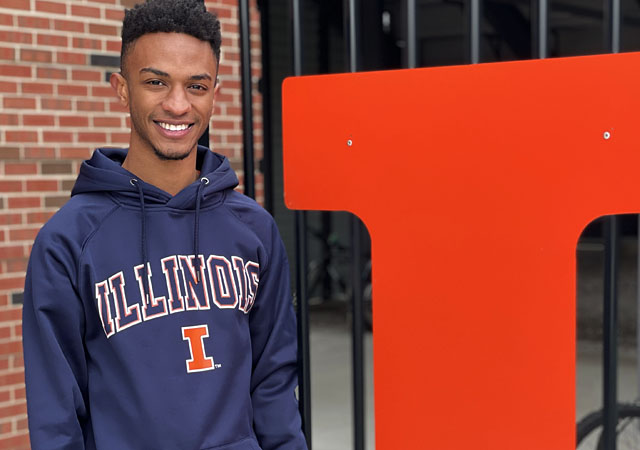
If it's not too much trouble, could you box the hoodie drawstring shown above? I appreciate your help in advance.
[195,177,209,282]
[130,177,208,289]
[130,179,149,300]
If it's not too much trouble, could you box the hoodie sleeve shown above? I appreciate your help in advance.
[249,225,307,450]
[22,230,90,450]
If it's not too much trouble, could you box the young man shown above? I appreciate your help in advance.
[22,1,307,449]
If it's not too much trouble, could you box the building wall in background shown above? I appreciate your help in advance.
[0,0,262,447]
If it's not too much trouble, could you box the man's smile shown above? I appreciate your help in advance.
[153,120,195,137]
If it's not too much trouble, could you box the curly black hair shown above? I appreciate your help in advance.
[120,0,221,74]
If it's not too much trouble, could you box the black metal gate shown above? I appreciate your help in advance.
[242,1,640,449]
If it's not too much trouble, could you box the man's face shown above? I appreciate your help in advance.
[111,32,219,161]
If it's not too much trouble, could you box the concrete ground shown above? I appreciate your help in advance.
[308,303,640,450]
[309,303,375,450]
[576,340,639,420]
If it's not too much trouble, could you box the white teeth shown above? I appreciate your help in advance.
[159,122,189,131]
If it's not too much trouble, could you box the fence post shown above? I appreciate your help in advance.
[291,0,312,447]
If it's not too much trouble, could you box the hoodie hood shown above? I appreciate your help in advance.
[71,146,241,287]
[71,146,239,209]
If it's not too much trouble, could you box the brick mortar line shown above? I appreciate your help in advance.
[0,429,28,436]
[0,185,74,190]
[0,23,122,35]
[0,433,29,441]
[0,72,242,83]
[6,434,30,442]
[1,127,129,132]
[0,427,29,433]
[2,95,113,101]
[2,214,66,221]
[1,39,122,53]
[81,1,124,6]
[0,76,245,86]
[0,41,120,53]
[0,111,128,117]
[0,75,115,83]
[0,307,24,314]
[2,127,241,133]
[0,196,67,202]
[1,118,127,122]
[0,414,27,422]
[0,43,121,53]
[1,231,58,237]
[0,190,73,195]
[0,29,123,43]
[0,367,26,374]
[0,208,42,214]
[5,45,121,57]
[7,123,128,129]
[0,192,66,197]
[0,10,124,22]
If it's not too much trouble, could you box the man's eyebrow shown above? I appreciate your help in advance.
[139,68,212,82]
[140,67,169,77]
[189,73,212,82]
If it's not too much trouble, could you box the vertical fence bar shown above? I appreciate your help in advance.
[257,0,273,214]
[537,0,548,59]
[351,215,364,450]
[346,1,365,449]
[609,0,621,54]
[239,0,255,199]
[347,0,360,71]
[637,218,640,401]
[407,0,417,69]
[291,0,311,447]
[198,0,209,149]
[603,2,621,449]
[603,216,619,450]
[470,0,480,64]
[294,211,311,448]
[292,0,303,77]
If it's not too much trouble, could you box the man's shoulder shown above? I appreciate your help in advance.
[223,190,276,225]
[36,192,118,250]
[222,190,282,248]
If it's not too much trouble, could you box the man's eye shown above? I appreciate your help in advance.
[189,84,207,91]
[147,80,164,86]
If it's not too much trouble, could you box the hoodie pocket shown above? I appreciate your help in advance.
[201,436,262,450]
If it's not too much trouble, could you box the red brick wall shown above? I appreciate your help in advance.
[0,1,262,448]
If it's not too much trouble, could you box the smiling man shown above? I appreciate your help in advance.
[21,1,307,449]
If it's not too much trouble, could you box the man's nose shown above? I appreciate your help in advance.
[162,86,191,116]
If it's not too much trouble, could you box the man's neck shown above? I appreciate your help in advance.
[122,147,199,197]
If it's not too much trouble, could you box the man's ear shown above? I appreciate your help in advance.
[110,72,129,108]
[211,82,221,111]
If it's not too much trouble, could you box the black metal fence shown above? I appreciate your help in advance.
[233,1,640,449]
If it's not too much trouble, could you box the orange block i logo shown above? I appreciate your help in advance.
[181,324,218,373]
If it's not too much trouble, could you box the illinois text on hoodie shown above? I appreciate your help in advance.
[22,147,306,450]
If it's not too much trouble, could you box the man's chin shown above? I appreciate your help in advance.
[152,145,195,161]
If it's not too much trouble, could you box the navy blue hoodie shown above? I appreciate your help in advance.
[22,147,306,450]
